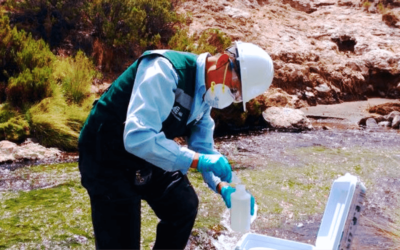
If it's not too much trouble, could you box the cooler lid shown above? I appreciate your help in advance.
[315,173,358,249]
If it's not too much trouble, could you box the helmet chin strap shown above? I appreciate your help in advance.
[222,62,229,93]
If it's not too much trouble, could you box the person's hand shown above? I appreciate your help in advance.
[197,154,232,183]
[220,185,255,216]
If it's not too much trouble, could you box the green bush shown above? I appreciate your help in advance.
[90,0,185,71]
[0,14,55,107]
[6,0,90,49]
[169,28,232,54]
[0,116,30,142]
[0,104,18,123]
[92,0,183,48]
[7,67,54,107]
[0,15,24,102]
[53,51,101,104]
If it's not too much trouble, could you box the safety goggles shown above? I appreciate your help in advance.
[225,45,241,83]
[227,59,242,103]
[225,46,242,103]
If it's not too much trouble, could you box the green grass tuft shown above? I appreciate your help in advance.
[53,51,101,105]
[28,87,95,151]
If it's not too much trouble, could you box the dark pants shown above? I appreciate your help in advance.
[78,148,199,250]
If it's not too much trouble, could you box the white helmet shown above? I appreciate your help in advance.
[227,41,274,111]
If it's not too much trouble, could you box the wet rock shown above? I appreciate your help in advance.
[262,88,307,109]
[365,118,378,128]
[0,140,17,154]
[392,115,400,129]
[378,121,391,127]
[315,83,331,94]
[304,91,317,106]
[0,141,17,161]
[358,115,386,127]
[262,107,313,131]
[0,138,62,164]
[314,83,340,104]
[386,111,400,122]
[362,49,400,73]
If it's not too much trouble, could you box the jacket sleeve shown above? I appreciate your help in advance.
[123,56,195,174]
[187,107,222,193]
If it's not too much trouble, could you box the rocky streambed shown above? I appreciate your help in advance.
[1,100,400,249]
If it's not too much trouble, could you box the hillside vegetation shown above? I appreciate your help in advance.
[0,1,232,150]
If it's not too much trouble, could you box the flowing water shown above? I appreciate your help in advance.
[1,124,400,249]
[202,127,400,250]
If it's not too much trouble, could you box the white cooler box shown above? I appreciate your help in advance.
[235,173,366,250]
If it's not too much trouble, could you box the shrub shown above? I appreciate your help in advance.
[0,104,17,123]
[90,0,185,71]
[7,67,54,108]
[7,0,90,50]
[7,0,188,73]
[169,28,232,54]
[15,34,55,71]
[0,15,24,102]
[168,29,196,52]
[53,51,101,104]
[0,116,30,142]
[0,15,56,107]
[0,104,30,142]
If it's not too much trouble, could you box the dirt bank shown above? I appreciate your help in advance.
[182,0,400,104]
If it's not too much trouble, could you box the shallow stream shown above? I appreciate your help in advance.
[199,127,400,250]
[1,126,399,249]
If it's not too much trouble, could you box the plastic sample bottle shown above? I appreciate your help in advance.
[231,184,251,233]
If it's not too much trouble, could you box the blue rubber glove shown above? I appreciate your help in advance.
[221,185,255,216]
[197,154,232,183]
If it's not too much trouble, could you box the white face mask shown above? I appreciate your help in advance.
[204,82,235,109]
[205,61,242,109]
